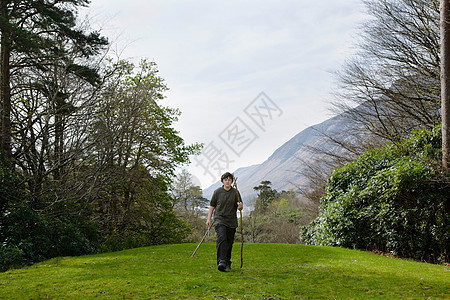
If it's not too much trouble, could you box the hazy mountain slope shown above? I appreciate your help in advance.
[203,112,355,203]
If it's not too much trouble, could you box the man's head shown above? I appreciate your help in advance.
[221,172,234,183]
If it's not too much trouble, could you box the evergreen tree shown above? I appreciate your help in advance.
[0,0,108,157]
[253,181,278,213]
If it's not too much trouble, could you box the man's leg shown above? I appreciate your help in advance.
[215,225,228,271]
[225,227,236,269]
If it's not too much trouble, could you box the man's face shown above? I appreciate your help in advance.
[222,177,233,188]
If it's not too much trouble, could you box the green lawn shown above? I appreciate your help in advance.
[0,243,448,299]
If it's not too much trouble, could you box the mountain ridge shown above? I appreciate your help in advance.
[203,111,354,204]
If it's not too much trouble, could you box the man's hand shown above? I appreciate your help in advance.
[238,202,243,211]
[206,206,214,227]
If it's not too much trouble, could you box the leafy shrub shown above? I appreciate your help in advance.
[100,192,192,252]
[0,153,22,211]
[101,215,191,252]
[1,204,101,272]
[244,191,318,244]
[1,152,192,270]
[0,154,101,271]
[301,126,449,263]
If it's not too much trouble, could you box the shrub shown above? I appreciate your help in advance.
[100,193,192,252]
[1,204,101,272]
[0,154,101,271]
[101,214,191,252]
[301,126,449,263]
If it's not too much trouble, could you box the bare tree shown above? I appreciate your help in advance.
[333,0,440,143]
[0,0,107,158]
[295,0,442,202]
[10,36,106,212]
[171,169,207,215]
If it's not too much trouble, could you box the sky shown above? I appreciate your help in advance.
[82,0,367,189]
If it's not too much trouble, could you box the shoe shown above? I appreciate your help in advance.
[226,265,231,270]
[218,263,226,272]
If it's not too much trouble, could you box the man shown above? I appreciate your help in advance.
[206,172,243,272]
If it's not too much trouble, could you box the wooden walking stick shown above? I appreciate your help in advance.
[233,177,244,268]
[191,222,212,257]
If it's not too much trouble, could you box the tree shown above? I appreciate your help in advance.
[244,189,316,244]
[171,169,207,215]
[89,59,201,179]
[333,0,440,143]
[0,0,205,262]
[298,0,441,206]
[441,0,450,169]
[84,59,201,239]
[170,169,208,242]
[253,181,278,213]
[0,0,107,158]
[11,41,106,210]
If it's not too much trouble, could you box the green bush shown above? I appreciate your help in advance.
[1,204,101,272]
[101,210,191,253]
[0,154,101,271]
[1,152,191,270]
[301,126,449,263]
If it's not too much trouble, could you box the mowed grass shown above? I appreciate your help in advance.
[0,243,448,299]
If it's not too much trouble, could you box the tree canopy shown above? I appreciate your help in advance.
[0,1,202,271]
[0,0,108,157]
[333,0,440,143]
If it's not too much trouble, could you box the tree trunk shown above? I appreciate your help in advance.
[54,113,64,180]
[441,0,450,169]
[0,0,12,158]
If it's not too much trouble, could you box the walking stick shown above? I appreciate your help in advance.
[233,177,244,268]
[191,222,212,257]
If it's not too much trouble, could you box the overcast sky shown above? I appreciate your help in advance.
[84,0,367,188]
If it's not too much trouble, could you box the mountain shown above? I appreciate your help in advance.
[203,111,355,205]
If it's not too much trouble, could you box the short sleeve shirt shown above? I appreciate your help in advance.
[210,186,242,228]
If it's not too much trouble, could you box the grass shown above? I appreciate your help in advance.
[0,243,448,299]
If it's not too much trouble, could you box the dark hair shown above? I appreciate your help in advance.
[221,172,234,183]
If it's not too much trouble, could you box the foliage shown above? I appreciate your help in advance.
[0,205,101,272]
[90,59,201,181]
[82,60,202,248]
[253,180,278,213]
[171,169,208,216]
[0,152,22,211]
[99,177,192,252]
[295,0,442,225]
[1,1,201,270]
[0,243,448,299]
[170,169,209,242]
[0,151,100,271]
[301,126,449,263]
[246,187,317,244]
[1,0,108,157]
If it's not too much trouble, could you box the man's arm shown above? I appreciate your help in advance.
[206,206,215,227]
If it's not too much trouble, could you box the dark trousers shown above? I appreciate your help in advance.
[215,224,236,267]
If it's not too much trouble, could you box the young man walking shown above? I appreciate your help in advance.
[206,172,243,272]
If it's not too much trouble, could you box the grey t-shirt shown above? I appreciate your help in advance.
[210,186,242,228]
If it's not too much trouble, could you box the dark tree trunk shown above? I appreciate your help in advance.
[441,0,450,169]
[0,0,12,158]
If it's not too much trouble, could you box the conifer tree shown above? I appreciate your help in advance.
[0,0,107,157]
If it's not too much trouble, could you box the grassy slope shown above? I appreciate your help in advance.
[0,243,448,299]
